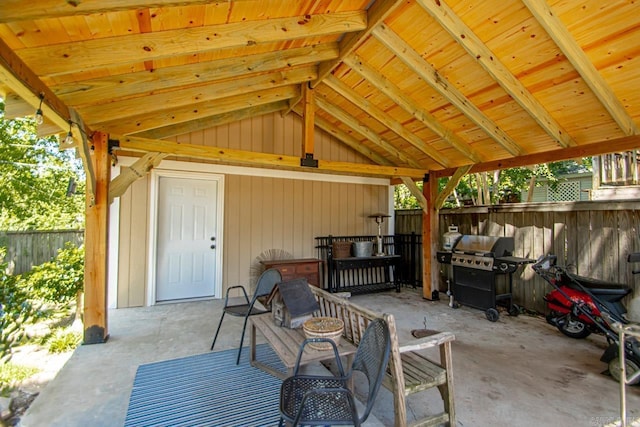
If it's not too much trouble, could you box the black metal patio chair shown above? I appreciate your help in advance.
[210,268,282,364]
[278,317,391,427]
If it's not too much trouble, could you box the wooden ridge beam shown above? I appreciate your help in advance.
[344,54,468,167]
[112,134,427,179]
[18,11,366,77]
[522,0,639,136]
[315,96,423,169]
[432,134,640,179]
[372,24,525,157]
[53,43,338,108]
[417,0,576,149]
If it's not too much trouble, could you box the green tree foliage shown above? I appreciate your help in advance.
[23,243,84,304]
[0,100,85,230]
[394,160,592,209]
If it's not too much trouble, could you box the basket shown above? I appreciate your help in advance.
[332,241,352,258]
[303,317,344,350]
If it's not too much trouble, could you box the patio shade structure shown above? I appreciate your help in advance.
[0,0,639,343]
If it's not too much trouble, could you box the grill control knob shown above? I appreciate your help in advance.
[499,262,509,272]
[475,260,480,265]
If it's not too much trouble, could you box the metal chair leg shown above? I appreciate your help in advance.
[210,312,226,351]
[236,315,250,364]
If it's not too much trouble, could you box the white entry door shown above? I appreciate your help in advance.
[155,175,220,302]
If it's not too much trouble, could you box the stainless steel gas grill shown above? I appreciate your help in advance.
[437,235,534,321]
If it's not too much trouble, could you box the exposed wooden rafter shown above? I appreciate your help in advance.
[372,24,525,157]
[344,55,469,167]
[312,0,405,88]
[112,134,426,179]
[80,66,317,124]
[0,37,96,203]
[0,0,256,22]
[53,43,338,108]
[315,96,423,169]
[93,85,300,135]
[323,75,462,165]
[522,0,639,136]
[134,101,289,140]
[17,11,367,77]
[417,0,576,149]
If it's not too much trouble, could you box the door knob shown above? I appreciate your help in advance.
[210,237,216,241]
[210,245,216,249]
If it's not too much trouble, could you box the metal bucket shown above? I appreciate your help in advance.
[352,241,373,257]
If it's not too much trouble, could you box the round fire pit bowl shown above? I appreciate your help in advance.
[303,317,344,351]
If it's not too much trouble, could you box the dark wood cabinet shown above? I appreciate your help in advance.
[260,258,322,287]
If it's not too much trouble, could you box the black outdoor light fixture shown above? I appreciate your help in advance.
[368,213,391,256]
[34,93,44,125]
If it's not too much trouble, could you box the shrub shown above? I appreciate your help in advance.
[46,328,81,354]
[0,249,35,363]
[23,243,84,304]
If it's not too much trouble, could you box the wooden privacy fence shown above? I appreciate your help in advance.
[396,202,640,314]
[0,230,84,275]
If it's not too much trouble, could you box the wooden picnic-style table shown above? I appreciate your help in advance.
[248,313,357,380]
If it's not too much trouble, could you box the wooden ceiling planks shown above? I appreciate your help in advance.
[0,0,638,179]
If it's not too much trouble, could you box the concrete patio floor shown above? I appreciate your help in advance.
[20,287,640,427]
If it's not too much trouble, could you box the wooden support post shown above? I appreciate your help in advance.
[422,173,439,300]
[83,131,110,344]
[300,83,318,167]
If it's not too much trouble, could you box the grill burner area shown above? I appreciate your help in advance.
[451,254,494,271]
[437,234,534,321]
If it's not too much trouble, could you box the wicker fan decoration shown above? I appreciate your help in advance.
[249,248,293,292]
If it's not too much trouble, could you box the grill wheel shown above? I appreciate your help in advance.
[485,308,499,322]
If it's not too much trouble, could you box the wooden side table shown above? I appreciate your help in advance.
[261,258,322,287]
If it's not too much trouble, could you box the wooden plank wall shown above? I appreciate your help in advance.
[115,111,390,307]
[396,202,640,314]
[0,230,84,274]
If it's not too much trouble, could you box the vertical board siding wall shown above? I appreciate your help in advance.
[396,202,640,314]
[0,230,84,274]
[116,112,389,307]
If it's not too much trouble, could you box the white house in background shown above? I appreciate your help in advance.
[521,173,592,203]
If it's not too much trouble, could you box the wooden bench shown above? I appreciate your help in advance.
[308,286,456,427]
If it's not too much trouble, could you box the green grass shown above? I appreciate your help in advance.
[0,362,40,395]
[45,328,81,354]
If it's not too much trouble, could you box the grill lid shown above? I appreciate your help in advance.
[453,235,514,257]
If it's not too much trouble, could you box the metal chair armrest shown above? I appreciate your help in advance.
[223,285,250,306]
[293,338,345,377]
